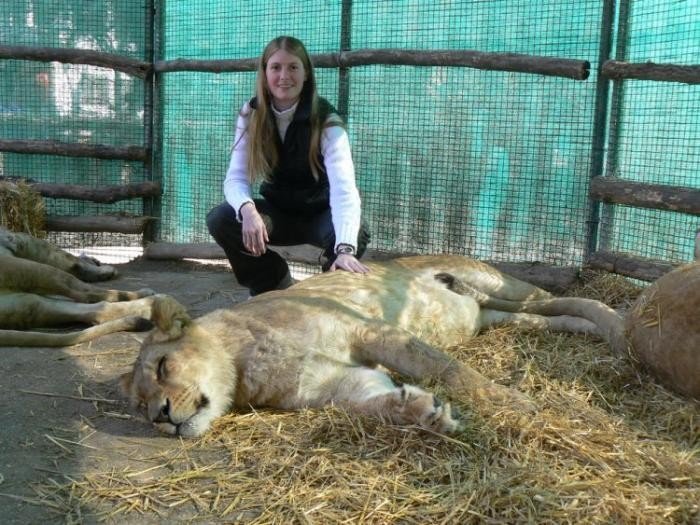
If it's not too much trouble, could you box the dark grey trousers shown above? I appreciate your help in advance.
[206,199,370,295]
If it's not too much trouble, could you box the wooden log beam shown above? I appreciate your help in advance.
[602,60,700,84]
[586,250,679,282]
[31,181,161,203]
[144,242,580,293]
[45,215,155,234]
[488,261,579,294]
[590,176,700,216]
[0,139,149,163]
[155,57,257,73]
[4,44,589,80]
[334,49,590,80]
[0,45,151,78]
[156,49,590,80]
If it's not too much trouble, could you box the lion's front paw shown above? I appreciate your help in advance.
[399,384,463,434]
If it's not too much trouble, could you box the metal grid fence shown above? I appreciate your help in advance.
[1,0,698,271]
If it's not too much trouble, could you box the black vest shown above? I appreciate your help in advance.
[250,95,338,216]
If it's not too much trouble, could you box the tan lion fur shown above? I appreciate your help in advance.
[0,228,161,347]
[626,261,700,400]
[122,255,627,438]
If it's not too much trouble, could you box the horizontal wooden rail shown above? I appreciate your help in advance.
[0,45,151,78]
[156,49,590,80]
[145,242,579,293]
[32,181,161,203]
[602,60,700,84]
[45,215,155,234]
[586,250,679,282]
[155,57,257,73]
[590,176,700,216]
[1,44,590,80]
[0,139,149,163]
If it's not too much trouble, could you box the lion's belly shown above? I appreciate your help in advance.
[392,290,481,347]
[340,275,483,348]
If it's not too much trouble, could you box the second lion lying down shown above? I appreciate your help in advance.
[122,255,626,437]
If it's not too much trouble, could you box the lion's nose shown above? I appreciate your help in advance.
[153,398,171,423]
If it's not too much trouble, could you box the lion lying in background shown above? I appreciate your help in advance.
[122,255,627,438]
[626,261,699,400]
[0,228,160,347]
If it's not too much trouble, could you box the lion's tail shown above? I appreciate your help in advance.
[0,316,152,348]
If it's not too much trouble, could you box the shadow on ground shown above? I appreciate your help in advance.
[0,259,244,524]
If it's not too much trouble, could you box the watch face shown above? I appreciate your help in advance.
[337,245,355,255]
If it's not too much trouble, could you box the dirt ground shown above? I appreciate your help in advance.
[0,259,246,524]
[1,259,698,524]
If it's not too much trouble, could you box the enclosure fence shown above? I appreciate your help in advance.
[1,0,698,281]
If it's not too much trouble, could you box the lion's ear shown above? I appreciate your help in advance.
[151,295,191,339]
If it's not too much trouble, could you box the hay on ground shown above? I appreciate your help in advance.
[0,179,46,236]
[26,271,700,524]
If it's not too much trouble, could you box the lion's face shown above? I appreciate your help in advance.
[121,334,218,438]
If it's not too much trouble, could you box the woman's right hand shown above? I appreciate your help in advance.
[240,203,268,256]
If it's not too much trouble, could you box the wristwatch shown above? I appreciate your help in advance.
[335,243,356,256]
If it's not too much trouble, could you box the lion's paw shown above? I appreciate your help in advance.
[399,384,463,434]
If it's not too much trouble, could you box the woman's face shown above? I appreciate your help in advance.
[265,48,307,110]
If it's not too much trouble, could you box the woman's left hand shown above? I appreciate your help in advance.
[330,253,370,273]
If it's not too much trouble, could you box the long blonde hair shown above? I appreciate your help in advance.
[243,36,331,183]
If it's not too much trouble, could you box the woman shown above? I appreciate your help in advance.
[207,36,371,296]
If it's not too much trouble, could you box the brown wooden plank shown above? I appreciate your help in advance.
[586,250,679,282]
[144,242,580,293]
[590,176,700,216]
[156,49,590,80]
[32,182,161,203]
[0,139,149,163]
[602,60,700,84]
[0,45,151,78]
[45,215,155,234]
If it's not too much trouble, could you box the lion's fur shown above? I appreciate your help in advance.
[122,255,627,438]
[0,228,159,347]
[626,261,700,399]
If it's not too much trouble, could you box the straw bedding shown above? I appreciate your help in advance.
[25,271,700,523]
[0,179,45,236]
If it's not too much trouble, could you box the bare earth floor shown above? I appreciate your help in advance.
[0,260,697,524]
[0,259,247,524]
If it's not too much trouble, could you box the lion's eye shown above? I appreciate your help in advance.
[157,356,168,381]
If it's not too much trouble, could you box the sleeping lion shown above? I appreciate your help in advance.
[0,228,160,347]
[121,255,626,438]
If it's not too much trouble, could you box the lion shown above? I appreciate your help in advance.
[625,261,699,399]
[121,255,627,438]
[0,228,161,347]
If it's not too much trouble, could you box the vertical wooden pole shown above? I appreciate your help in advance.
[599,0,631,251]
[143,0,164,244]
[585,0,616,258]
[338,0,352,121]
[142,0,156,243]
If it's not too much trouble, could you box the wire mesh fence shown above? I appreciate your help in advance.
[1,0,698,269]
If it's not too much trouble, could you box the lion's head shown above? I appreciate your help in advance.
[120,296,234,438]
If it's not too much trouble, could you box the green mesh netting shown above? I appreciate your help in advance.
[1,0,698,265]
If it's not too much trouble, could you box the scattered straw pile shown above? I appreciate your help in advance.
[0,179,45,236]
[27,272,700,523]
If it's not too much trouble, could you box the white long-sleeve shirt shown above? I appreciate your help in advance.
[223,100,362,250]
